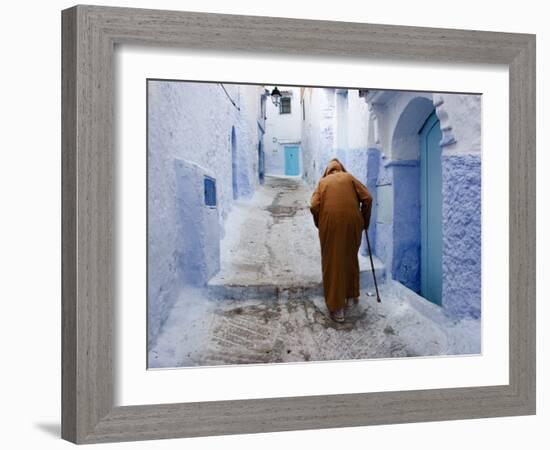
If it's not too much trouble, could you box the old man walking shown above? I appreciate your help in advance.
[310,158,373,323]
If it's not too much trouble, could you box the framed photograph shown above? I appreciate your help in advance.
[61,4,536,444]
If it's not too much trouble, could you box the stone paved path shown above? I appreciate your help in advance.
[148,176,480,369]
[149,281,480,368]
[207,176,384,300]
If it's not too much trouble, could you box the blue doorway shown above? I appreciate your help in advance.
[258,140,265,184]
[420,111,443,305]
[284,145,300,176]
[231,127,238,199]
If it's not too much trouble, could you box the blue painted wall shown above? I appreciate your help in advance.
[372,152,481,320]
[365,148,380,256]
[147,81,262,348]
[350,148,369,257]
[174,159,221,286]
[373,155,394,273]
[148,159,222,348]
[441,154,481,319]
[391,160,421,293]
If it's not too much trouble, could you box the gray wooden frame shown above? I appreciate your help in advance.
[61,4,536,444]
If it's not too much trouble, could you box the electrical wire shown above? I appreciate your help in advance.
[219,83,241,111]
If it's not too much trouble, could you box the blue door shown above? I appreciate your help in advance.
[231,127,238,199]
[258,140,265,184]
[284,146,300,176]
[420,111,443,305]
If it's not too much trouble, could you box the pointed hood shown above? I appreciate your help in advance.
[322,158,347,178]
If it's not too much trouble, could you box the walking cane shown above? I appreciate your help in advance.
[365,231,381,303]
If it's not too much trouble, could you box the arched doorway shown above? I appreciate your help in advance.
[391,96,434,295]
[419,111,443,305]
[231,126,238,199]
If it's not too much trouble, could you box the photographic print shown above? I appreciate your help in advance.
[146,80,482,369]
[61,7,535,442]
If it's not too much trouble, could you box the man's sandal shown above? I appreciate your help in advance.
[330,308,345,323]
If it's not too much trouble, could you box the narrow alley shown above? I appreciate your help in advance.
[148,176,480,368]
[208,176,383,300]
[147,81,482,369]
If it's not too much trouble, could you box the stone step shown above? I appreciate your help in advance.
[207,255,386,300]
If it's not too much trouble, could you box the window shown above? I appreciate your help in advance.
[204,176,217,207]
[279,96,291,114]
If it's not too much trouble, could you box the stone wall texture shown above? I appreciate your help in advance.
[441,154,482,319]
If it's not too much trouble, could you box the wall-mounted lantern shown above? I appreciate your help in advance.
[269,86,281,107]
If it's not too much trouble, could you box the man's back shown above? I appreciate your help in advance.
[318,172,361,216]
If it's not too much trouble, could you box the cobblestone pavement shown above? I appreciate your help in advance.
[149,281,480,368]
[148,176,480,369]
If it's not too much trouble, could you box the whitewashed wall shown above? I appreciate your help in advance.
[301,87,336,185]
[336,89,370,184]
